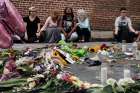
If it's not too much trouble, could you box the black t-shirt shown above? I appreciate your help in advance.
[23,16,40,38]
[62,15,74,33]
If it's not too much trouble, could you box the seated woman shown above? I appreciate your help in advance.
[61,7,78,42]
[114,7,140,43]
[39,10,61,43]
[73,9,91,42]
[23,6,41,43]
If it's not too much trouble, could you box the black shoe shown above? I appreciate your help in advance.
[84,57,102,66]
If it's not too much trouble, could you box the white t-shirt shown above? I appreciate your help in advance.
[115,16,135,32]
[115,16,132,28]
[78,18,91,31]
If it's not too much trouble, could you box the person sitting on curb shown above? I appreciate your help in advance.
[114,7,140,43]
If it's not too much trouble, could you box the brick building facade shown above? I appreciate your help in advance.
[11,0,140,31]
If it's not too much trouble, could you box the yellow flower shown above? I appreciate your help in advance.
[27,78,36,89]
[70,76,83,87]
[28,81,36,89]
[89,45,101,53]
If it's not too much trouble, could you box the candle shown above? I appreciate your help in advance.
[122,40,127,52]
[122,45,127,52]
[136,51,140,60]
[101,67,107,85]
[124,69,131,78]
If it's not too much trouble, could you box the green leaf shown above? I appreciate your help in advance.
[103,85,113,93]
[0,78,27,92]
[87,87,103,93]
[0,78,27,85]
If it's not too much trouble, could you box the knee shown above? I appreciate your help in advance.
[61,33,66,40]
[70,32,78,41]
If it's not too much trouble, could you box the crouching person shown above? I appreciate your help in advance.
[75,9,91,42]
[39,10,61,43]
[61,7,78,42]
[114,7,140,43]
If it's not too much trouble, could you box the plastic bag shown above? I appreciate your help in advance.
[0,0,26,48]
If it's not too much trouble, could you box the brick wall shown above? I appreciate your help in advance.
[11,0,140,31]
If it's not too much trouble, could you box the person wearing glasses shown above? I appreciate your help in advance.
[114,7,140,43]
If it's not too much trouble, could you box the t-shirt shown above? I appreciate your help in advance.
[40,16,58,31]
[62,15,74,33]
[23,16,40,38]
[46,16,58,27]
[77,18,90,31]
[115,16,132,30]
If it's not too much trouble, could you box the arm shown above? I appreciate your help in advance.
[36,23,41,37]
[59,16,67,36]
[128,18,136,33]
[114,17,119,35]
[40,17,50,32]
[37,23,41,33]
[24,22,28,40]
[69,17,78,35]
[37,17,41,33]
[68,24,78,37]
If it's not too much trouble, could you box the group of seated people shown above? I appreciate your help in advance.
[21,6,140,43]
[23,7,91,43]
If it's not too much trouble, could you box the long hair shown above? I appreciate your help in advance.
[64,7,74,18]
[77,9,87,22]
[51,10,60,22]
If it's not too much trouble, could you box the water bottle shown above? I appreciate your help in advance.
[122,40,127,52]
[132,42,138,58]
[124,64,131,79]
[101,63,108,85]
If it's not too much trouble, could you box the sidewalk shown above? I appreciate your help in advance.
[91,30,114,41]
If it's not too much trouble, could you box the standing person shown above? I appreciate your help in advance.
[74,9,91,42]
[61,7,78,42]
[39,10,61,43]
[23,6,41,43]
[114,7,140,43]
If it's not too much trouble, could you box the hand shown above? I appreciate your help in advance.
[68,32,72,38]
[114,31,118,35]
[76,23,80,26]
[64,32,67,37]
[36,32,40,37]
[135,31,139,34]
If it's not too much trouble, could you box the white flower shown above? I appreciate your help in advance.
[124,78,135,84]
[91,84,104,88]
[100,50,109,56]
[16,57,25,66]
[106,78,117,86]
[34,66,41,71]
[16,57,33,66]
[116,85,125,92]
[0,60,3,65]
[118,78,135,87]
[35,74,44,78]
[56,74,62,79]
[27,78,34,82]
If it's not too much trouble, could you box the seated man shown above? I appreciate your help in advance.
[114,7,140,43]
